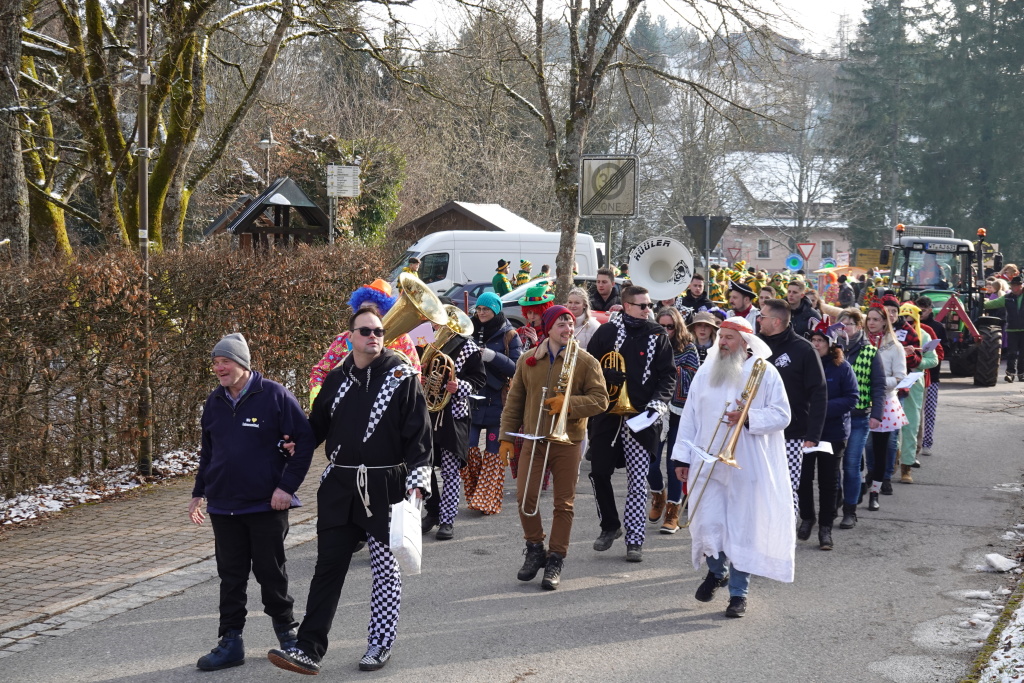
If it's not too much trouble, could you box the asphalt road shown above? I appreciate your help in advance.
[3,375,1024,683]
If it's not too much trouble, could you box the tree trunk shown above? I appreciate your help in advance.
[0,0,29,260]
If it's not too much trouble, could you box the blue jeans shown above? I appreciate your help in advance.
[647,414,682,503]
[705,552,750,598]
[844,415,869,505]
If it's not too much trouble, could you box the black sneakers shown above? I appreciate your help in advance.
[268,646,320,675]
[695,571,729,602]
[359,645,392,671]
[726,596,747,618]
[197,629,244,671]
[881,480,893,495]
[435,523,454,540]
[593,527,623,551]
[421,513,439,534]
[625,544,643,562]
[518,542,547,581]
[541,552,564,590]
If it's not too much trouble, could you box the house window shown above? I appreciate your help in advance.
[757,239,770,259]
[822,240,834,260]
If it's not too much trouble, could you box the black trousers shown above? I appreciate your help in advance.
[295,523,365,661]
[1006,330,1024,375]
[798,441,845,526]
[209,510,295,636]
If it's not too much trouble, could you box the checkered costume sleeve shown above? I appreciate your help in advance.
[405,465,432,497]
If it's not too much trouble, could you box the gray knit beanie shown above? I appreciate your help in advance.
[211,333,251,370]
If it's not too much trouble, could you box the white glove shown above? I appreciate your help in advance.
[481,348,496,362]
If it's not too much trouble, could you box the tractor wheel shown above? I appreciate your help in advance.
[973,325,1003,387]
[947,346,976,377]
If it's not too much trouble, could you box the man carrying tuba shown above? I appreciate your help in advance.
[586,284,676,563]
[671,317,794,619]
[421,305,487,541]
[499,306,608,590]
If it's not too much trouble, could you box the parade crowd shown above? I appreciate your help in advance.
[187,255,1024,676]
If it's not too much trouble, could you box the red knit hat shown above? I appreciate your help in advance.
[882,294,900,309]
[541,305,572,335]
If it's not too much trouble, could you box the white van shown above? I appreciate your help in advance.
[391,230,600,294]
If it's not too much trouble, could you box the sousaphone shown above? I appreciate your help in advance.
[627,237,696,302]
[382,273,449,346]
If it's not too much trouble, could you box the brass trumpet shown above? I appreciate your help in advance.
[600,351,638,416]
[681,358,766,528]
[520,339,580,517]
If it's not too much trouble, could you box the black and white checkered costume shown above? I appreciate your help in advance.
[586,315,676,548]
[424,337,486,524]
[297,348,433,664]
[785,438,803,515]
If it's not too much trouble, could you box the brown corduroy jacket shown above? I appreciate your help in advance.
[500,339,609,444]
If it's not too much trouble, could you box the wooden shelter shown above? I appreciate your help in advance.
[205,178,332,250]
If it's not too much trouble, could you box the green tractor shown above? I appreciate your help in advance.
[882,225,1004,386]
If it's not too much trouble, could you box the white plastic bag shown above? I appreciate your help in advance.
[389,496,423,575]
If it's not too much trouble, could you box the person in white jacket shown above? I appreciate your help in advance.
[566,287,602,352]
[671,317,794,619]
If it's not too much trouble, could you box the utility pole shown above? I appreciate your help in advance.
[137,0,153,477]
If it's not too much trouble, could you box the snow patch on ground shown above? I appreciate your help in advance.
[977,602,1024,682]
[868,654,970,683]
[0,450,198,527]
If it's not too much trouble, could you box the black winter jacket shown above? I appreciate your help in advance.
[759,326,826,442]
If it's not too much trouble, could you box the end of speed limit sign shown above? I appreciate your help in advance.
[579,155,638,218]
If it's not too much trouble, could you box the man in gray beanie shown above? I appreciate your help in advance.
[189,332,315,671]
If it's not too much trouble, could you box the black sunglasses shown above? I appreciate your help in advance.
[662,323,675,330]
[628,302,653,310]
[355,327,385,338]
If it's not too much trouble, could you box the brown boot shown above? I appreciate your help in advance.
[661,502,681,534]
[900,464,913,484]
[648,489,667,523]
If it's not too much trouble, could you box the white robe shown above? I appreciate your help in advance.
[672,354,795,583]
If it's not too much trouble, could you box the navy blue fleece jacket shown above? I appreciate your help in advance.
[193,371,314,514]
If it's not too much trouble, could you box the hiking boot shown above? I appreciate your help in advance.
[273,622,298,650]
[421,513,439,534]
[268,646,320,675]
[517,542,547,581]
[648,489,667,523]
[198,630,244,671]
[661,502,681,534]
[541,552,564,590]
[900,465,913,484]
[358,645,392,671]
[436,522,454,540]
[725,596,747,618]
[818,526,833,550]
[625,544,643,562]
[839,504,857,529]
[593,527,623,551]
[797,518,814,541]
[881,480,893,495]
[695,571,729,602]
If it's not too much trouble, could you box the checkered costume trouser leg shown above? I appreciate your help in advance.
[365,533,401,649]
[922,384,939,450]
[621,430,650,546]
[438,448,461,525]
[785,439,803,515]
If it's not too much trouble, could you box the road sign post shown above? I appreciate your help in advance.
[326,164,361,244]
[579,156,638,218]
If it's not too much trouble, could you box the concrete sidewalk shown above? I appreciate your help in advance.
[0,474,321,635]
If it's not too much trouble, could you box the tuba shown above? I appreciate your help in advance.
[600,351,638,416]
[521,339,580,517]
[627,236,696,303]
[681,358,766,528]
[381,273,449,347]
[420,305,475,413]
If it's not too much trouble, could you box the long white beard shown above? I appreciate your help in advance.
[709,346,745,389]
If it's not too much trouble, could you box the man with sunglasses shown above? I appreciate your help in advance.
[586,285,676,562]
[269,304,432,676]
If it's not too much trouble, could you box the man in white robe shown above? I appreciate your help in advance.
[672,317,794,618]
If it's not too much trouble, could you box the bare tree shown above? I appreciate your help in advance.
[0,0,30,260]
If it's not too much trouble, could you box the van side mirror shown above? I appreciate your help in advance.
[879,249,890,266]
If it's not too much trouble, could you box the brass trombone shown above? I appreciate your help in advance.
[600,351,638,416]
[520,339,580,517]
[681,358,767,528]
